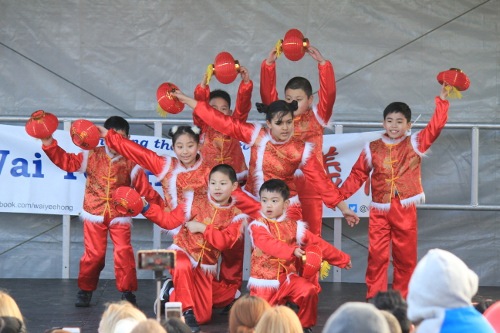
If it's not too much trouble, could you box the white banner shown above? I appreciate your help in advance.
[0,124,381,217]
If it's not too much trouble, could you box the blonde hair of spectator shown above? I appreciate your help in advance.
[229,295,271,333]
[98,301,147,333]
[0,290,24,322]
[130,319,167,333]
[254,305,303,333]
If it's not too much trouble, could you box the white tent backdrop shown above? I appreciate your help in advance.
[0,0,499,285]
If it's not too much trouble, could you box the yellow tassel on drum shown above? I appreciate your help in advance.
[275,39,283,58]
[156,104,168,117]
[445,85,462,99]
[320,261,331,280]
[206,64,214,85]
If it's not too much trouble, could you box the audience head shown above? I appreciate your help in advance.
[371,290,412,333]
[483,301,500,332]
[254,305,302,333]
[98,301,147,333]
[130,319,166,333]
[407,248,494,332]
[0,317,24,333]
[380,311,402,333]
[160,317,191,333]
[322,302,390,333]
[229,294,270,333]
[0,291,24,332]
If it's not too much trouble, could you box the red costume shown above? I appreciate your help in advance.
[260,60,336,236]
[340,96,450,299]
[192,102,345,219]
[105,129,211,214]
[143,192,248,324]
[42,140,162,293]
[248,213,350,328]
[193,80,251,182]
[193,80,252,296]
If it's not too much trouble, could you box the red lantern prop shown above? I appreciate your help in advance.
[206,52,240,85]
[437,68,470,99]
[156,82,184,117]
[277,29,310,61]
[112,186,143,217]
[301,245,323,279]
[25,110,59,139]
[437,68,470,91]
[70,119,100,150]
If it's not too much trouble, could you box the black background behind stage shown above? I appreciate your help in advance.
[2,279,500,333]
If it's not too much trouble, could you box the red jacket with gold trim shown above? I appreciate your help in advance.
[42,140,161,224]
[192,102,345,208]
[105,129,211,212]
[340,96,450,210]
[260,60,336,166]
[247,213,350,290]
[144,192,249,274]
[193,81,252,182]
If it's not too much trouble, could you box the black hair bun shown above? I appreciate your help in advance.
[256,102,269,114]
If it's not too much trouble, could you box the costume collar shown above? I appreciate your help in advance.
[260,211,287,222]
[207,192,236,209]
[380,132,408,145]
[266,128,294,145]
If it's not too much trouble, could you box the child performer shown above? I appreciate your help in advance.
[339,85,450,300]
[98,125,210,214]
[141,164,249,332]
[260,45,336,237]
[193,67,252,310]
[193,67,252,183]
[40,116,162,307]
[248,179,352,332]
[173,91,359,225]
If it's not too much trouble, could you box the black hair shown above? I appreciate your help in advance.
[0,316,25,333]
[256,100,298,123]
[383,102,412,122]
[371,290,411,333]
[285,76,313,97]
[259,179,290,200]
[168,125,200,145]
[210,164,237,183]
[209,89,231,108]
[104,116,130,135]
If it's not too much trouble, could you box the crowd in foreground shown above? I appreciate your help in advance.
[1,247,499,333]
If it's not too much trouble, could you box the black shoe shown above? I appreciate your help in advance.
[183,309,200,333]
[303,328,313,333]
[153,278,173,315]
[286,301,299,313]
[75,290,92,307]
[220,297,238,315]
[121,291,137,305]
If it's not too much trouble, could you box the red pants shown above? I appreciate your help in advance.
[250,274,318,328]
[297,180,323,236]
[169,251,214,324]
[366,197,417,299]
[78,219,137,292]
[214,235,244,307]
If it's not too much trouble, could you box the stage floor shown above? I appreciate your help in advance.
[2,279,499,333]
